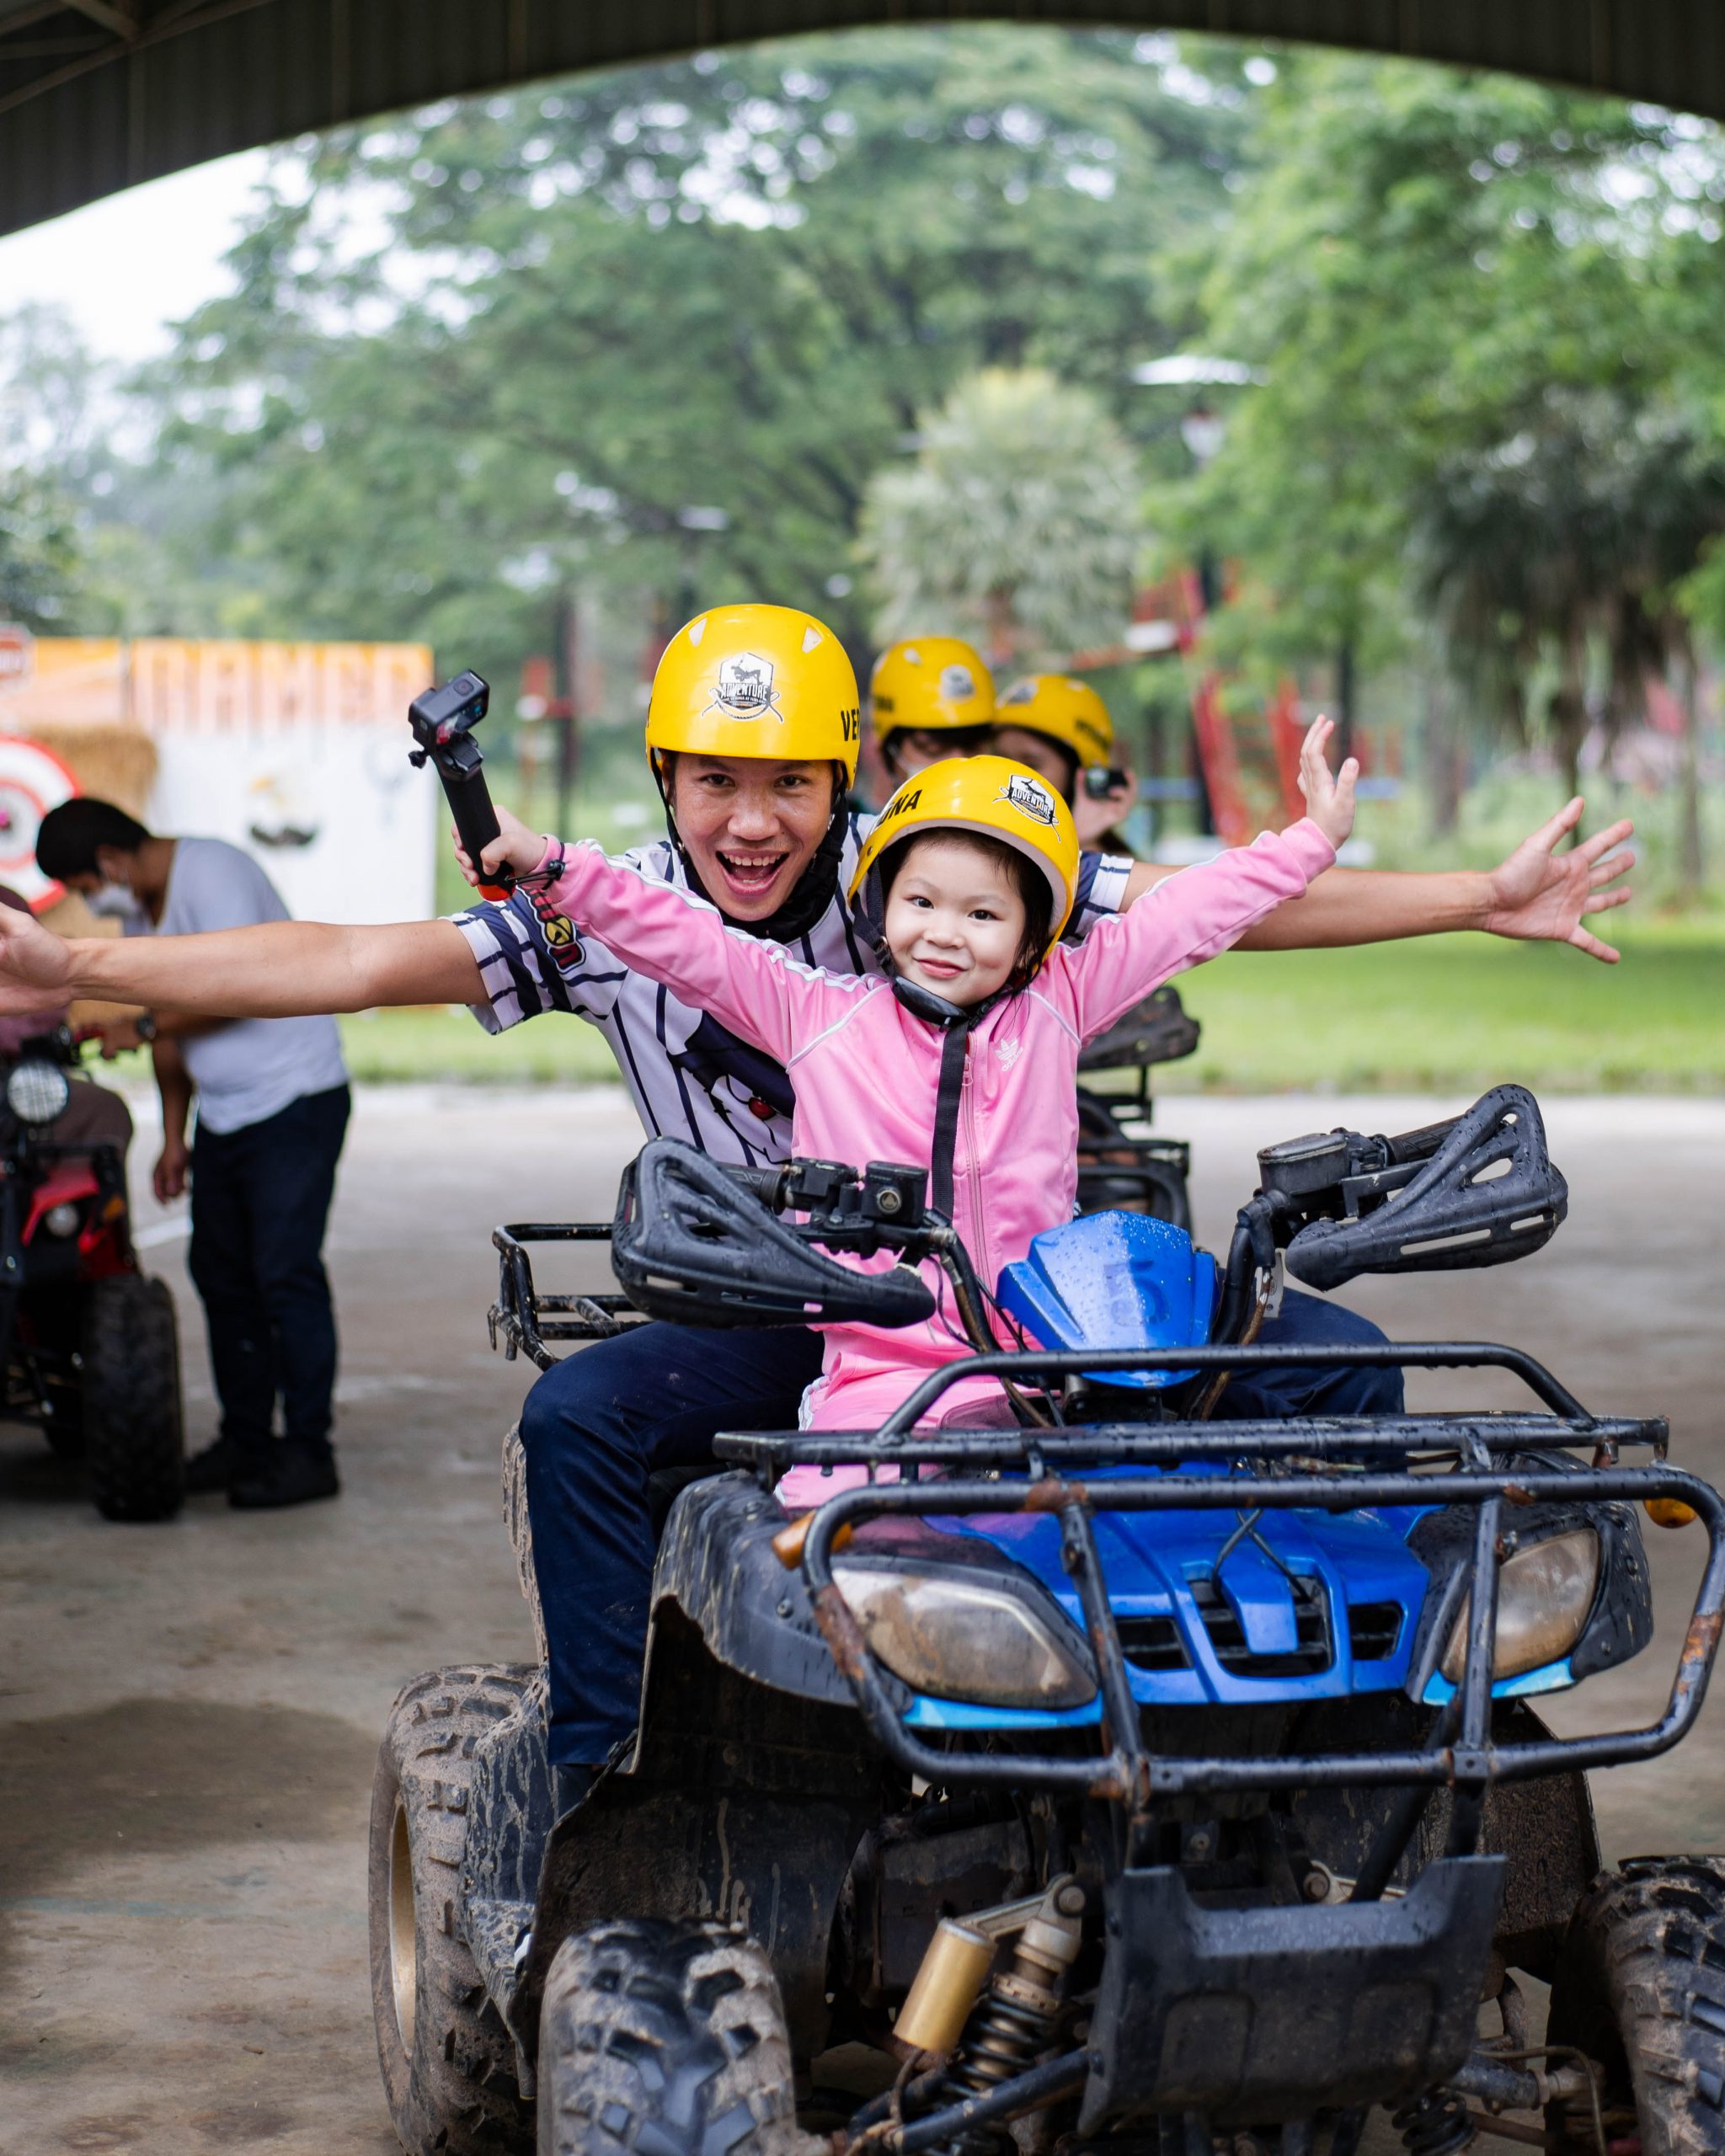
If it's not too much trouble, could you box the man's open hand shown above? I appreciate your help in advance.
[0,901,75,1014]
[1482,798,1633,963]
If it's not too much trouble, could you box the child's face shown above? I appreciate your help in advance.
[883,836,1028,1007]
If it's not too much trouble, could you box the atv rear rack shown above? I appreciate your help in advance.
[489,1223,647,1368]
[714,1341,1722,1815]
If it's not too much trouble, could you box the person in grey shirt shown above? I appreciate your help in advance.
[36,798,350,1510]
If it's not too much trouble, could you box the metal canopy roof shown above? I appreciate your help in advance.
[2,0,1721,242]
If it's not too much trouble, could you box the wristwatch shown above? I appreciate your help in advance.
[135,1011,158,1044]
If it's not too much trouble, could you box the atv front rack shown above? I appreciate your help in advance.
[715,1340,1723,1815]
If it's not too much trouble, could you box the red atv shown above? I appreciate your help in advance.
[4,1027,184,1521]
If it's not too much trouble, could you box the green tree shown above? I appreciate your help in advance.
[858,366,1143,661]
[1162,51,1725,819]
[142,29,1252,694]
[0,472,79,630]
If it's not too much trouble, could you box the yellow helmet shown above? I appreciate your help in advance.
[995,675,1114,768]
[869,637,995,744]
[647,604,862,782]
[849,755,1080,971]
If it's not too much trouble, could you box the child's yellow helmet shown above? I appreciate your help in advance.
[868,637,995,744]
[850,755,1081,969]
[996,674,1114,769]
[647,604,862,782]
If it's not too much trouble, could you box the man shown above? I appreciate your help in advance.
[35,799,351,1510]
[871,636,997,783]
[0,606,1633,1796]
[991,673,1138,849]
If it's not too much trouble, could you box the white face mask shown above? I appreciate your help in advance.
[85,883,143,923]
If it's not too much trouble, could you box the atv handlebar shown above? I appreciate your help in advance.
[488,1088,1574,1368]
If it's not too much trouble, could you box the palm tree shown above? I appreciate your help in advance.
[1416,390,1725,876]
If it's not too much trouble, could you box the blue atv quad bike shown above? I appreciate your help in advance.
[367,1086,1725,2156]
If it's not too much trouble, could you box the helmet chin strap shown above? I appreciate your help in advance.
[654,756,851,944]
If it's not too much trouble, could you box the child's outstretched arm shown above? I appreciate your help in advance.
[504,835,857,1064]
[1060,718,1354,1042]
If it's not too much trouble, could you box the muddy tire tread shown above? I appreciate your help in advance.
[371,1662,538,2156]
[537,1919,803,2156]
[1547,1855,1725,2156]
[82,1273,184,1522]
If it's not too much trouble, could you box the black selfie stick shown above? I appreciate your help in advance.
[409,670,513,895]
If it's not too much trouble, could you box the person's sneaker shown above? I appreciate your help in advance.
[229,1440,340,1511]
[184,1435,242,1495]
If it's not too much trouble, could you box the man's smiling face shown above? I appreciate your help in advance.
[667,754,836,921]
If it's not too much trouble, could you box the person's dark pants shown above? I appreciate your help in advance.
[519,1293,1399,1768]
[520,1320,824,1766]
[1214,1286,1404,1422]
[187,1084,350,1462]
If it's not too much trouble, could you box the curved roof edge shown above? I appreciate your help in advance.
[1,0,1721,241]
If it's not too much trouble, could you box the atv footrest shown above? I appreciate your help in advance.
[1083,1854,1505,2127]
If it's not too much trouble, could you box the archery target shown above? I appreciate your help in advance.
[0,736,81,912]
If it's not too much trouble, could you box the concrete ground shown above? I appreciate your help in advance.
[1,1084,1721,2153]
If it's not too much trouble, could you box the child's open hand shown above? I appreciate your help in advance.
[1297,716,1358,851]
[452,803,547,891]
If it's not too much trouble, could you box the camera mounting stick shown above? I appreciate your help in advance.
[409,670,512,900]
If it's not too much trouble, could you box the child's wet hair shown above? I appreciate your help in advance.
[876,829,1052,975]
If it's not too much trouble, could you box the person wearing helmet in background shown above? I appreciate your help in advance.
[870,634,996,783]
[993,673,1137,851]
[0,604,1636,1811]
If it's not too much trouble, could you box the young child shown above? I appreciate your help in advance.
[467,718,1357,1453]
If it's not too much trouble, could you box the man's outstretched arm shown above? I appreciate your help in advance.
[0,913,483,1018]
[1123,798,1636,964]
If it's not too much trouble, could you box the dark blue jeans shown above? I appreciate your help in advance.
[1215,1286,1404,1422]
[187,1083,350,1458]
[520,1289,1401,1767]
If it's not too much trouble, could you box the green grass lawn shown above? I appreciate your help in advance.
[338,915,1723,1092]
[1159,917,1724,1094]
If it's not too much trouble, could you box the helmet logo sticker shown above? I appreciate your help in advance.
[710,651,779,720]
[999,680,1033,706]
[999,772,1059,826]
[938,664,975,703]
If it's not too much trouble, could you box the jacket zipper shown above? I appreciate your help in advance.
[960,1047,990,1323]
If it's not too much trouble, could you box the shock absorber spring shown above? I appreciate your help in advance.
[945,1881,1087,2101]
[1391,2085,1474,2156]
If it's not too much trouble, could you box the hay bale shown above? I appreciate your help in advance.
[16,723,158,819]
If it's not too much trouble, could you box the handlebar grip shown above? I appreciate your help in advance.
[1385,1116,1459,1166]
[722,1164,788,1211]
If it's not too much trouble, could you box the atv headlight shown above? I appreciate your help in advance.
[1441,1527,1600,1684]
[6,1060,69,1126]
[833,1563,1097,1710]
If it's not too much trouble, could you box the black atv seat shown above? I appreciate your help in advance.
[1075,985,1199,1074]
[647,1460,729,1540]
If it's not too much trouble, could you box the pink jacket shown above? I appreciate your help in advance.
[531,819,1335,1444]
